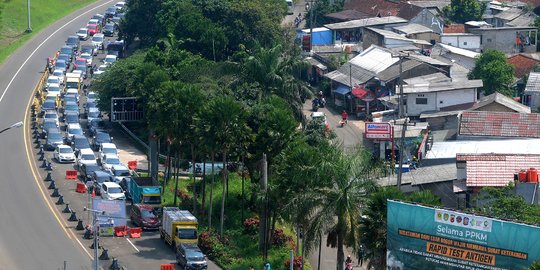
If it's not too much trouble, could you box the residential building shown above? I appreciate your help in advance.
[458,111,540,138]
[492,7,525,27]
[393,23,440,43]
[343,0,400,17]
[430,43,479,72]
[524,72,540,110]
[469,26,538,53]
[399,79,482,117]
[324,10,370,23]
[362,27,432,49]
[443,24,466,34]
[324,16,408,44]
[440,33,481,51]
[507,54,540,91]
[396,2,445,34]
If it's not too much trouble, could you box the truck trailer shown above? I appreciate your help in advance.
[160,207,198,246]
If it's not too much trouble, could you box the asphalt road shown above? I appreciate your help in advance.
[0,1,117,269]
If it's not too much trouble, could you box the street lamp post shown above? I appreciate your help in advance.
[0,121,23,134]
[26,0,32,33]
[84,207,107,270]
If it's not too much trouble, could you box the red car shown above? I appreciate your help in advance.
[130,204,161,230]
[87,24,99,36]
[73,57,87,70]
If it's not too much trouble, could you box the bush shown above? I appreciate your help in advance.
[272,228,292,247]
[284,256,303,270]
[243,217,260,235]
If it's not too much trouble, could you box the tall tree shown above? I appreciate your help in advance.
[469,49,515,97]
[199,96,250,237]
[443,0,485,23]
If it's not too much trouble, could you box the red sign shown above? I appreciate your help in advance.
[365,122,392,140]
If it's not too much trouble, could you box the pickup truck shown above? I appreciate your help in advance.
[129,177,161,207]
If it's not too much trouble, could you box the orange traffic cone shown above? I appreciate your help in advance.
[91,188,95,198]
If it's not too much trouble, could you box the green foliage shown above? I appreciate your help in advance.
[469,49,515,97]
[120,0,163,46]
[525,261,540,270]
[475,186,540,224]
[305,0,345,28]
[443,0,485,23]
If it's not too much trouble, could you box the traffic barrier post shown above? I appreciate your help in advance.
[66,170,78,179]
[161,264,175,270]
[129,227,142,238]
[76,182,87,193]
[128,160,137,170]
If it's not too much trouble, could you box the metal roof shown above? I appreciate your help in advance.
[469,26,537,31]
[377,163,456,186]
[349,45,399,73]
[525,72,540,93]
[506,12,537,27]
[400,79,483,93]
[404,72,450,84]
[436,43,480,59]
[426,138,540,159]
[365,27,433,45]
[324,16,407,30]
[393,23,434,35]
[459,111,540,138]
[376,59,423,81]
[471,92,531,113]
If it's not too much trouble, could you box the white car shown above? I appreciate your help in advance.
[43,110,60,127]
[54,145,76,163]
[109,164,131,183]
[47,84,61,97]
[100,182,125,200]
[92,33,105,50]
[115,1,126,9]
[103,55,117,66]
[77,28,89,40]
[66,123,84,142]
[93,64,108,78]
[80,53,93,66]
[46,76,60,90]
[76,148,97,167]
[87,107,101,122]
[65,88,79,103]
[99,143,118,162]
[101,154,122,172]
[52,70,65,84]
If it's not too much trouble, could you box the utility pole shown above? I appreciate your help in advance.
[259,154,268,261]
[308,0,315,52]
[26,0,32,32]
[393,53,409,191]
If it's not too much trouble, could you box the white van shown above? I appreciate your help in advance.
[286,0,294,14]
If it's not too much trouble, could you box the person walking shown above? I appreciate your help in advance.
[358,244,366,267]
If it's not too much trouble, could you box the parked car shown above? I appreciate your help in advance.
[100,182,125,200]
[79,163,101,183]
[65,35,80,51]
[77,28,89,40]
[176,244,208,270]
[92,131,112,151]
[101,154,122,172]
[54,145,76,163]
[103,23,115,36]
[76,148,97,168]
[130,204,161,230]
[40,119,58,139]
[44,129,64,151]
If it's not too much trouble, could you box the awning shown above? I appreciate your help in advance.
[334,85,351,96]
[352,86,375,101]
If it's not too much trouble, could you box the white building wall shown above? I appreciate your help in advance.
[384,38,414,48]
[406,92,437,116]
[436,89,477,110]
[441,35,481,50]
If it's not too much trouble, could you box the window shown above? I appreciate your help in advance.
[463,42,467,45]
[439,100,444,104]
[416,98,428,105]
[487,38,492,43]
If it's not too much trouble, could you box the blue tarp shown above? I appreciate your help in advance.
[311,29,333,45]
[142,187,161,195]
[334,85,351,96]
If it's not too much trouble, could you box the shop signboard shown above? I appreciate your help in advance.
[365,122,392,140]
[387,200,540,269]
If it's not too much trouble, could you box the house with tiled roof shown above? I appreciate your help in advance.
[507,54,540,79]
[343,0,400,17]
[324,10,370,23]
[458,111,540,138]
[524,72,540,110]
[443,24,466,34]
[324,16,408,43]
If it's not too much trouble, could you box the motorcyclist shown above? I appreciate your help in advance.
[345,255,353,269]
[341,110,348,123]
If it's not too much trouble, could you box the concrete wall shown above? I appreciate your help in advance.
[407,92,437,116]
[410,32,440,43]
[475,103,518,112]
[407,89,476,116]
[524,91,540,111]
[418,181,458,208]
[410,9,444,34]
[471,29,536,53]
[441,35,481,50]
[362,29,384,49]
[385,38,415,48]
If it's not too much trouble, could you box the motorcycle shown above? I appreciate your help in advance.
[312,98,320,112]
[339,119,348,127]
[345,262,353,270]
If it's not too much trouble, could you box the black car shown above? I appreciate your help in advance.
[44,129,64,151]
[81,45,96,57]
[103,23,115,37]
[105,6,117,18]
[59,46,74,59]
[87,119,106,136]
[91,131,112,151]
[63,112,79,125]
[70,134,91,154]
[176,244,208,270]
[41,119,58,139]
[79,163,100,183]
[57,53,72,66]
[65,35,80,51]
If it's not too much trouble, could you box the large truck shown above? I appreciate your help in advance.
[160,207,198,246]
[129,177,162,207]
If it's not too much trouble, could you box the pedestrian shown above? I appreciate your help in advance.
[358,244,366,266]
[318,90,323,99]
[46,57,51,71]
[89,65,94,78]
[249,265,254,270]
[264,263,271,270]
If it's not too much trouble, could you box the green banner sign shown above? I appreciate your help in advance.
[387,200,540,269]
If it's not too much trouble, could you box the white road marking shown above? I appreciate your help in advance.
[126,238,140,252]
[0,0,114,104]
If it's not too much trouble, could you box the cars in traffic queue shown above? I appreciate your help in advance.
[98,143,118,162]
[57,53,71,67]
[63,93,78,107]
[65,75,81,92]
[103,55,117,66]
[103,23,115,37]
[74,65,87,79]
[79,163,101,183]
[44,129,64,150]
[101,154,122,172]
[41,100,57,115]
[76,148,97,168]
[77,28,89,40]
[42,110,59,127]
[85,100,97,113]
[106,40,125,58]
[88,118,106,136]
[81,44,96,56]
[45,92,61,109]
[65,35,80,52]
[70,135,91,155]
[115,1,126,10]
[130,204,161,230]
[47,84,62,99]
[130,177,162,206]
[100,182,125,200]
[45,76,60,90]
[160,208,199,246]
[53,145,76,163]
[41,119,58,139]
[109,164,131,184]
[310,111,330,131]
[73,57,87,70]
[87,24,99,36]
[87,19,100,29]
[87,91,98,102]
[91,14,105,27]
[87,108,101,123]
[91,33,105,50]
[105,6,118,18]
[89,170,114,195]
[176,243,208,270]
[63,101,80,117]
[59,46,74,59]
[52,69,65,84]
[91,131,112,151]
[66,123,84,143]
[54,59,68,74]
[63,111,79,125]
[80,53,93,67]
[93,64,107,78]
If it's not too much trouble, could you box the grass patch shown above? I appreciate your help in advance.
[0,0,96,64]
[160,172,312,270]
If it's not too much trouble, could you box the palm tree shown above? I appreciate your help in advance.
[288,144,380,270]
[198,96,250,237]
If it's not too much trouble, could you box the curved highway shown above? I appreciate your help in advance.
[0,1,112,268]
